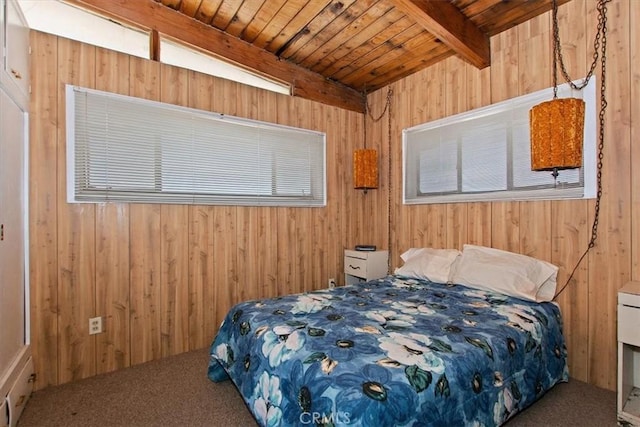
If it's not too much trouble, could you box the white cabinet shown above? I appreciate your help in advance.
[344,249,388,285]
[618,281,640,425]
[5,356,33,427]
[0,87,31,427]
[0,0,31,422]
[1,0,30,109]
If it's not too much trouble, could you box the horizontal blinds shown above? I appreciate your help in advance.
[403,79,595,205]
[67,85,326,207]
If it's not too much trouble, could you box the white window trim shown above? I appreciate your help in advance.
[402,79,596,205]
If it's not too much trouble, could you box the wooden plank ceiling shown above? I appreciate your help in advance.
[66,0,567,112]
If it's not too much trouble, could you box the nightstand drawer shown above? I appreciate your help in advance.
[345,256,368,277]
[618,304,640,347]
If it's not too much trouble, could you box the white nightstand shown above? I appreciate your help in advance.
[344,249,388,285]
[618,281,640,425]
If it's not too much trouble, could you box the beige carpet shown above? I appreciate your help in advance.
[18,348,617,426]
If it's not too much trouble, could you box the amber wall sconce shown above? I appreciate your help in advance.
[353,148,378,193]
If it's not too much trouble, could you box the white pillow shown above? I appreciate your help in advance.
[394,248,461,283]
[451,244,558,302]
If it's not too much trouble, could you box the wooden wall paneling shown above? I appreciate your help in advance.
[424,62,445,123]
[56,38,97,384]
[446,203,467,250]
[160,204,190,357]
[390,80,412,267]
[519,201,552,260]
[259,207,279,298]
[187,72,215,349]
[236,79,254,118]
[160,63,188,106]
[94,202,130,372]
[298,207,313,293]
[466,203,492,247]
[466,62,491,111]
[632,1,640,281]
[236,207,260,302]
[299,99,327,291]
[259,93,279,298]
[129,57,162,366]
[400,204,417,251]
[587,0,632,390]
[444,57,467,117]
[218,77,238,116]
[552,199,590,382]
[94,48,131,374]
[556,0,587,84]
[326,106,347,284]
[516,13,551,96]
[233,89,273,298]
[29,31,59,390]
[490,203,520,253]
[277,207,297,295]
[188,205,213,350]
[417,206,446,248]
[129,203,162,365]
[212,206,238,331]
[274,97,295,296]
[377,93,392,265]
[316,192,332,288]
[489,28,519,104]
[290,97,316,293]
[391,79,408,257]
[159,65,190,357]
[308,101,328,290]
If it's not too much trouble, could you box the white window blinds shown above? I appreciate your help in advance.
[66,85,326,207]
[403,79,596,204]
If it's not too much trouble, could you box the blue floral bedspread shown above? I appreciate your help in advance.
[208,276,568,426]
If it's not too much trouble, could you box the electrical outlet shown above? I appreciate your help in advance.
[89,316,103,335]
[328,278,336,289]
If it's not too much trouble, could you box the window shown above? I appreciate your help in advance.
[18,0,150,59]
[403,79,596,204]
[18,0,290,95]
[160,38,291,95]
[66,85,326,207]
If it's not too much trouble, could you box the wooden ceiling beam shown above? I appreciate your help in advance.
[388,0,491,69]
[63,0,366,113]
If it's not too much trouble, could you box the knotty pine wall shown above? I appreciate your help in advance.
[28,30,384,390]
[366,0,638,391]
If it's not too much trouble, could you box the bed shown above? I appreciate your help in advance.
[208,246,568,427]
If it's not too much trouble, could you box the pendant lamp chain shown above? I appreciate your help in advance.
[553,0,609,299]
[363,88,392,147]
[363,88,394,270]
